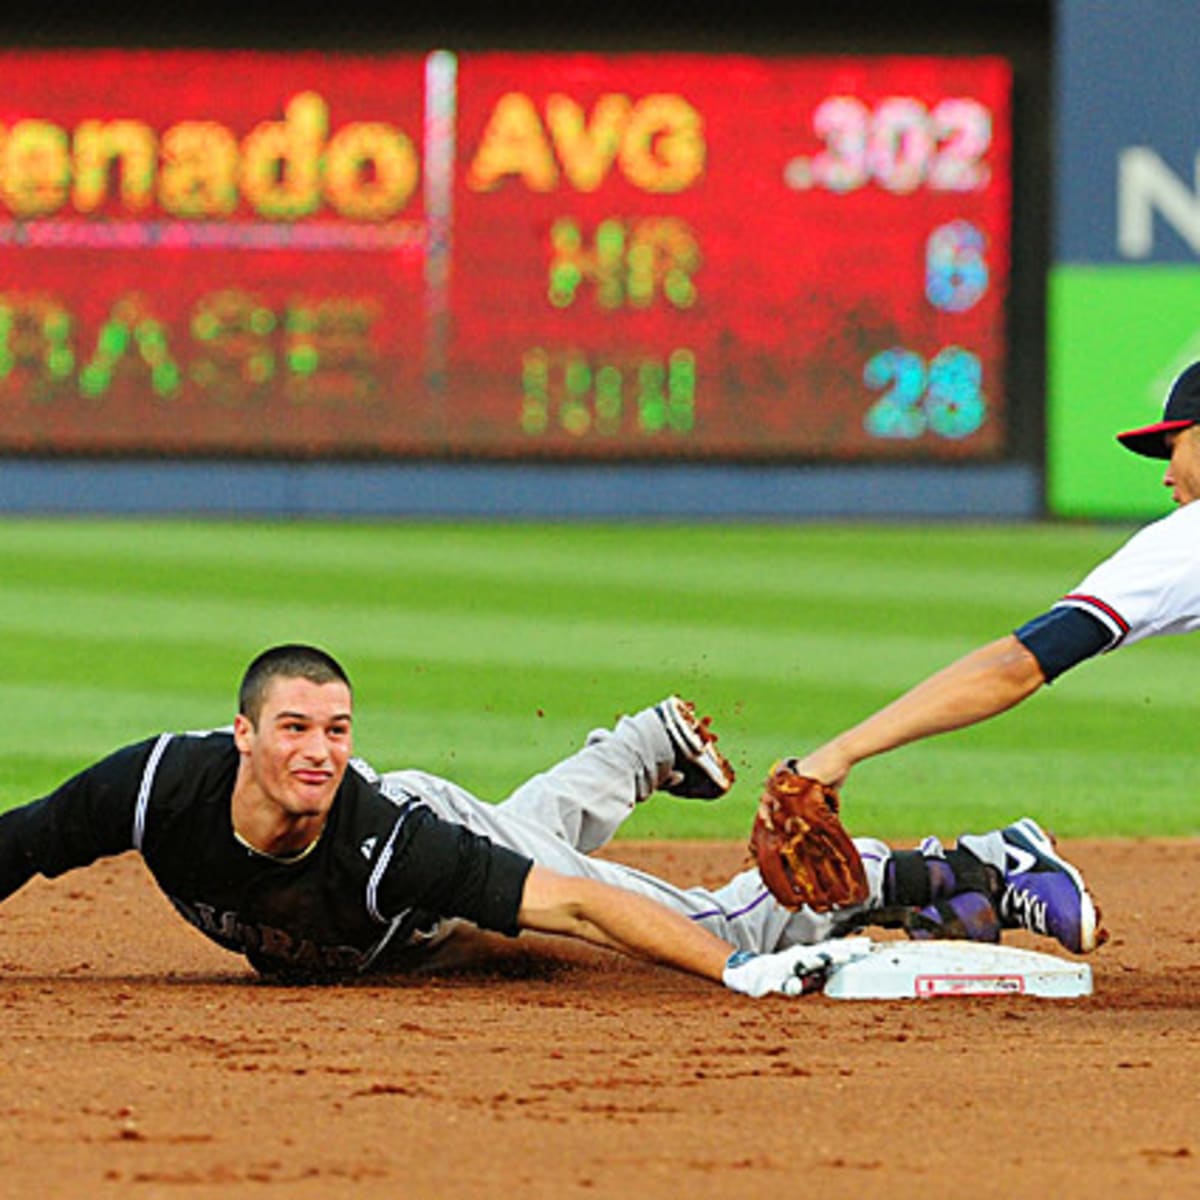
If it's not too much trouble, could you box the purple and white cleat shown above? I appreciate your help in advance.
[997,817,1107,954]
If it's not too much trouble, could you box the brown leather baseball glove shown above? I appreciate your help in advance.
[749,759,869,912]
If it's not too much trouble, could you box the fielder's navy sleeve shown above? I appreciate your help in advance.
[0,739,153,902]
[1014,607,1112,682]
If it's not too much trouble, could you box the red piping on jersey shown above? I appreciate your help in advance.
[1061,593,1131,642]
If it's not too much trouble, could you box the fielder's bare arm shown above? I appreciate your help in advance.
[795,361,1200,791]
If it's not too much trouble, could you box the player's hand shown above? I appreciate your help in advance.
[786,746,852,792]
[755,748,849,823]
[721,939,871,998]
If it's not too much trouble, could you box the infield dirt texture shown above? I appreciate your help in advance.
[1,837,1197,1198]
[2,518,1198,1196]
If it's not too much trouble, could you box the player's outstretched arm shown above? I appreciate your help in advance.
[515,865,835,997]
[0,742,151,904]
[794,634,1046,788]
[517,864,731,980]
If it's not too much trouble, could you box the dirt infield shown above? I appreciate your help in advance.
[1,837,1197,1199]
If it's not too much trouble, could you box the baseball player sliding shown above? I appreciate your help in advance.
[0,644,1100,1000]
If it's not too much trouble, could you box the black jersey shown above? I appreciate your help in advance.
[0,730,533,979]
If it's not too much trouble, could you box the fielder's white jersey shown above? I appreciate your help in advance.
[1054,500,1200,650]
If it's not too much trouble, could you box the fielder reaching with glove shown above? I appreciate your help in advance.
[776,365,1200,955]
[796,362,1200,806]
[0,645,1099,1003]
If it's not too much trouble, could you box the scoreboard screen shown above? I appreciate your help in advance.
[0,50,1011,460]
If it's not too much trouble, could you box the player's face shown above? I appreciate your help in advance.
[234,676,354,820]
[1163,427,1200,506]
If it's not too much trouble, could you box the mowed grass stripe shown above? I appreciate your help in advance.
[0,572,1052,652]
[3,578,1198,716]
[0,517,1134,605]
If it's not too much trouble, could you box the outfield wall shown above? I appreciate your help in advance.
[0,460,1037,520]
[1048,0,1200,521]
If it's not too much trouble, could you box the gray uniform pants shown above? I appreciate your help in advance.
[380,706,889,954]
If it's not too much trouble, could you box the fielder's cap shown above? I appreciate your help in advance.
[1116,361,1200,459]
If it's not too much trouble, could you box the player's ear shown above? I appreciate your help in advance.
[232,712,255,753]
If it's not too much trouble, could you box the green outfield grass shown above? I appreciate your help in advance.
[0,516,1194,841]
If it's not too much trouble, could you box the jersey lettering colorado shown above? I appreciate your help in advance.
[0,731,532,979]
[1054,501,1200,650]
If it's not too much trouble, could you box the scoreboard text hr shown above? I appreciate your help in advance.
[0,50,1011,460]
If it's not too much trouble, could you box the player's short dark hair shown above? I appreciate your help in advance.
[238,644,352,725]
